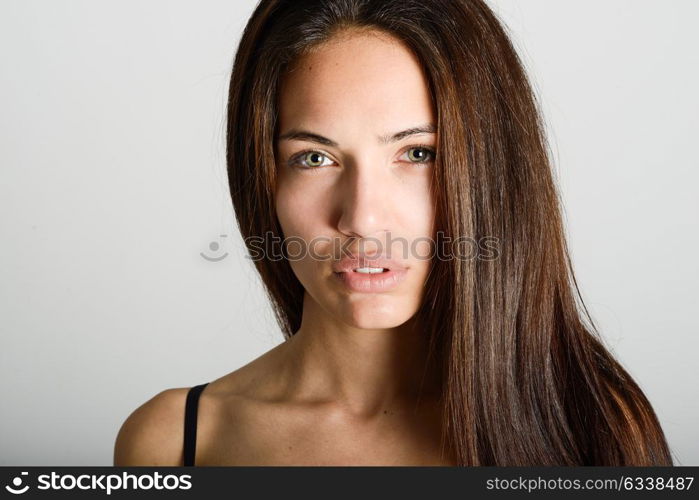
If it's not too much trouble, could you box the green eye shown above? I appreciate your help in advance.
[405,147,435,164]
[304,152,325,167]
[289,151,332,169]
[289,146,436,170]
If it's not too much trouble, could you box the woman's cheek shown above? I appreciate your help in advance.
[398,177,435,236]
[276,182,327,241]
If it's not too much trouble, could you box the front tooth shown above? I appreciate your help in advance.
[354,267,385,274]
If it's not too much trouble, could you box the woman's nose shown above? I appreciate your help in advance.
[335,160,393,243]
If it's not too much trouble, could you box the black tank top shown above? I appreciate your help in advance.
[183,382,209,466]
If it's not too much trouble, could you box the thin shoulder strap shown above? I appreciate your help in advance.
[183,382,209,466]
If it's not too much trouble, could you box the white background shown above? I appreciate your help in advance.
[1,0,696,465]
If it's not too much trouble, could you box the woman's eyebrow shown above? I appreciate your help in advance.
[277,123,436,147]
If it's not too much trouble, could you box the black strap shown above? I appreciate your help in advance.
[183,382,209,466]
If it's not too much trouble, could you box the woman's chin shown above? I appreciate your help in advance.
[337,305,417,331]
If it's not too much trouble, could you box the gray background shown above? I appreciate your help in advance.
[1,0,696,465]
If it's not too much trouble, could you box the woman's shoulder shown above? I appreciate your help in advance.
[113,386,191,466]
[113,342,292,466]
[112,369,270,466]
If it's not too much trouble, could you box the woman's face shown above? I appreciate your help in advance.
[274,29,436,330]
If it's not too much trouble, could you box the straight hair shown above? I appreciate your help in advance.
[225,0,674,465]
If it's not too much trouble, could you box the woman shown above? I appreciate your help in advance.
[114,0,674,466]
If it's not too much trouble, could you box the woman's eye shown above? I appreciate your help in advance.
[288,146,436,170]
[289,151,334,169]
[403,146,436,165]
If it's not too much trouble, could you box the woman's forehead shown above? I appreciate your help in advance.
[277,32,434,139]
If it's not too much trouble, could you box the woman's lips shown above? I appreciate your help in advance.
[331,254,409,292]
[332,255,408,274]
[333,267,408,293]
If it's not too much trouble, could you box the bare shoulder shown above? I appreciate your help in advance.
[113,341,293,466]
[113,387,190,466]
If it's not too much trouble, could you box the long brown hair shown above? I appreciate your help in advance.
[225,0,674,465]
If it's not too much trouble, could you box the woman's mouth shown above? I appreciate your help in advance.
[333,267,407,292]
[352,267,389,274]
